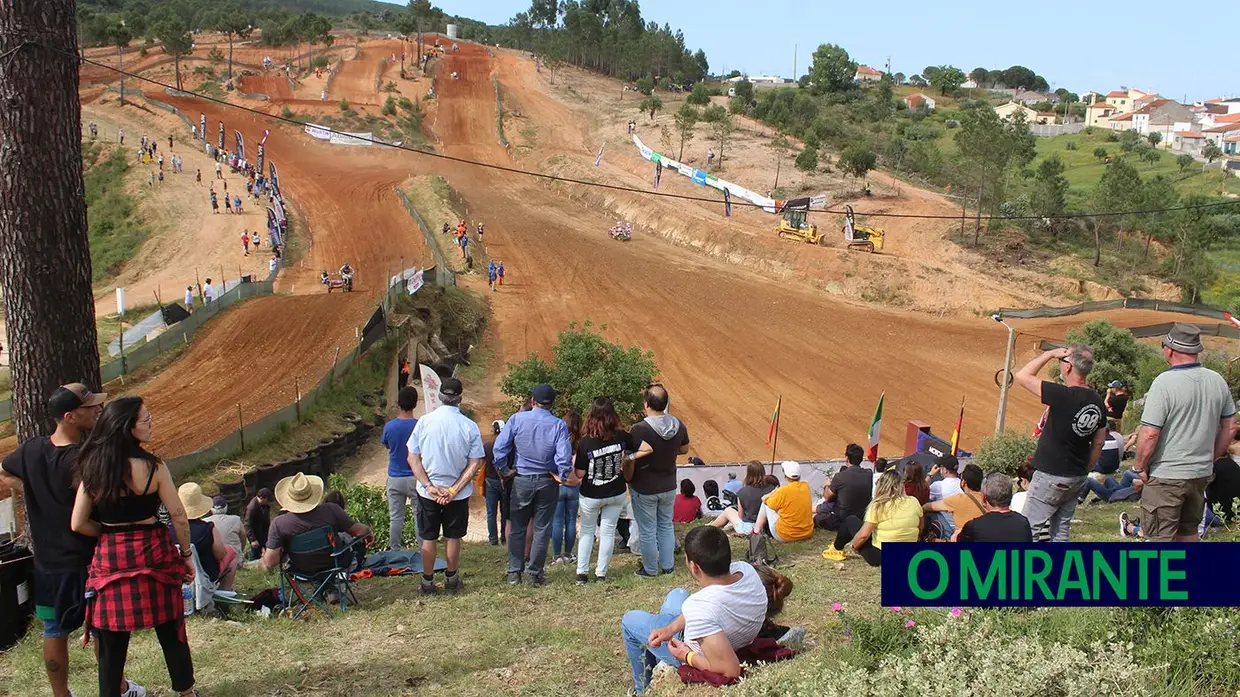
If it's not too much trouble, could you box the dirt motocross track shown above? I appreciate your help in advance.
[74,40,1174,461]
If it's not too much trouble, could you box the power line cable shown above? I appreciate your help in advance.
[59,45,1240,223]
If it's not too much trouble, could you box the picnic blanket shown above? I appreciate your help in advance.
[676,638,797,687]
[350,550,448,580]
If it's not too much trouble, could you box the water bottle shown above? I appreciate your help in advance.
[182,584,195,616]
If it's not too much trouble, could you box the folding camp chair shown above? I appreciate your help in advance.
[280,526,365,619]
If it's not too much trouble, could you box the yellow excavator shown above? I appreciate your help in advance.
[776,198,827,245]
[843,204,885,253]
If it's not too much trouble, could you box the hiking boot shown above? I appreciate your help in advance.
[444,573,463,595]
[420,577,439,595]
[506,571,522,585]
[634,567,658,579]
[489,538,500,546]
[576,573,589,585]
[595,575,608,583]
[1119,512,1132,538]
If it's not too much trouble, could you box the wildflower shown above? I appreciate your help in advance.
[831,602,844,613]
[950,608,963,618]
[904,620,916,628]
[890,606,903,613]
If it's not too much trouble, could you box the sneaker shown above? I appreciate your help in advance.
[506,571,522,585]
[576,573,589,585]
[776,626,806,650]
[634,567,658,579]
[1119,512,1131,538]
[444,573,463,594]
[822,548,846,561]
[489,538,500,546]
[120,681,147,697]
[420,577,439,595]
[659,568,674,575]
[595,575,608,583]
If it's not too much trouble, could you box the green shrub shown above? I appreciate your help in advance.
[311,55,329,69]
[973,430,1037,476]
[339,97,349,111]
[635,76,653,95]
[327,474,413,550]
[398,96,414,112]
[381,95,396,116]
[85,149,148,282]
[1065,140,1078,151]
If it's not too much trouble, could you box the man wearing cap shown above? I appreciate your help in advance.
[493,383,573,586]
[0,384,147,697]
[261,473,372,571]
[244,487,273,561]
[406,377,486,594]
[752,461,814,543]
[1132,324,1237,542]
[206,495,248,563]
[1105,381,1130,423]
[381,386,420,550]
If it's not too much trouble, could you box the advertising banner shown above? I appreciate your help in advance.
[420,364,442,415]
[257,143,265,175]
[234,131,245,161]
[328,131,373,146]
[631,134,778,213]
[200,114,207,141]
[304,123,333,140]
[218,120,225,151]
[269,161,280,197]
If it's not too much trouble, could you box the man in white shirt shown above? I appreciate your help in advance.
[184,285,194,310]
[206,495,248,561]
[203,278,217,303]
[621,527,766,695]
[407,377,485,595]
[928,454,963,502]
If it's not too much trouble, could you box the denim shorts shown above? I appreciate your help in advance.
[734,520,755,535]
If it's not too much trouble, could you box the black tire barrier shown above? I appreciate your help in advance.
[357,392,380,407]
[256,462,282,491]
[214,475,246,500]
[242,468,260,499]
[315,437,337,475]
[329,430,351,463]
[340,421,363,456]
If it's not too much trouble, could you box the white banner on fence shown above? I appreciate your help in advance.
[329,131,374,146]
[420,364,442,415]
[304,123,332,140]
[630,134,778,213]
[407,268,424,295]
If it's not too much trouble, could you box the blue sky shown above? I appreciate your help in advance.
[384,0,1238,102]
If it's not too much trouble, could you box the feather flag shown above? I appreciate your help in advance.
[867,392,885,463]
[1032,406,1050,437]
[765,395,782,446]
[723,188,732,217]
[950,397,965,456]
[594,142,605,166]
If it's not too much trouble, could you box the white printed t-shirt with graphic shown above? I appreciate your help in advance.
[681,561,767,654]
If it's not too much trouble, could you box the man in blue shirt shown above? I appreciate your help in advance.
[381,386,419,550]
[493,384,573,586]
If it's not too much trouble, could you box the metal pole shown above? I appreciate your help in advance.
[295,376,302,423]
[237,404,245,452]
[995,321,1016,434]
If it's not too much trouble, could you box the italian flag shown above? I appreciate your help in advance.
[867,392,885,463]
[766,395,782,446]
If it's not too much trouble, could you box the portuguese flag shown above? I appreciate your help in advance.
[867,392,885,463]
[766,395,782,446]
[950,397,965,456]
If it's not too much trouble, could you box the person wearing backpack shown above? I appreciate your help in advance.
[921,464,986,540]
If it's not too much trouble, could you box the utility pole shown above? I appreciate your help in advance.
[994,316,1017,433]
[792,44,796,82]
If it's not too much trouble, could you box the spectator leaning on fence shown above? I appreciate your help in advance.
[1131,324,1237,542]
[1013,344,1106,542]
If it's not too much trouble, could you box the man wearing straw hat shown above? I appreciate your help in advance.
[178,483,237,591]
[1129,324,1237,542]
[260,473,372,571]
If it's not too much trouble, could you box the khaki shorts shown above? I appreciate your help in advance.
[1139,476,1211,541]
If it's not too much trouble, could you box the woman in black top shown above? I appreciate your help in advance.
[71,397,200,697]
[572,397,638,584]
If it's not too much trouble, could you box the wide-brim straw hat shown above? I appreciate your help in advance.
[178,482,214,519]
[275,472,324,514]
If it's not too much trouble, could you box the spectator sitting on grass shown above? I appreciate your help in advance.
[956,473,1033,542]
[816,443,872,532]
[871,457,889,497]
[752,461,814,543]
[823,470,922,566]
[707,461,774,535]
[922,463,986,541]
[620,527,767,695]
[674,479,703,523]
[928,454,962,501]
[1010,461,1034,515]
[1083,470,1144,504]
[903,461,930,506]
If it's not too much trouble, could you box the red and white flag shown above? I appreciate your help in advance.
[1032,406,1050,437]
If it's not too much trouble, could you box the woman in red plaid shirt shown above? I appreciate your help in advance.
[72,397,201,697]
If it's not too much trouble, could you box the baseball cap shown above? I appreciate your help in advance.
[780,460,802,480]
[211,495,229,512]
[1108,380,1124,389]
[531,384,556,405]
[937,454,960,473]
[440,377,463,397]
[257,487,274,500]
[47,383,107,419]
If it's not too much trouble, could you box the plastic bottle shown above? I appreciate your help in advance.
[182,584,195,616]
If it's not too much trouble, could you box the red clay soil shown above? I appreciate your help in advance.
[236,75,293,100]
[328,41,402,106]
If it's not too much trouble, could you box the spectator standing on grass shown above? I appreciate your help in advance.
[575,396,643,584]
[552,410,584,565]
[1013,345,1107,542]
[484,420,515,546]
[629,384,690,578]
[922,463,986,540]
[956,473,1032,542]
[1128,324,1236,542]
[752,461,814,543]
[244,488,273,561]
[381,386,420,550]
[823,470,922,565]
[494,384,573,586]
[621,527,767,695]
[0,385,148,697]
[1106,381,1130,423]
[406,378,486,594]
[815,443,871,531]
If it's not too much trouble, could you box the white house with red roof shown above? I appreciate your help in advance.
[854,65,883,82]
[903,93,936,110]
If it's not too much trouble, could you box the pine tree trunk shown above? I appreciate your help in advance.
[174,55,182,90]
[0,0,102,443]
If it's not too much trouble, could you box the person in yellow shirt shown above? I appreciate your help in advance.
[753,461,814,542]
[824,470,923,566]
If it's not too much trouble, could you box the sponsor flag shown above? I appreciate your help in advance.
[200,114,206,141]
[867,391,885,463]
[419,364,442,415]
[653,161,662,190]
[266,207,277,232]
[1032,406,1050,437]
[218,120,225,151]
[950,397,965,456]
[1225,312,1240,329]
[257,143,265,175]
[594,142,605,166]
[723,188,732,217]
[234,131,245,160]
[269,161,280,196]
[765,395,781,446]
[259,129,270,146]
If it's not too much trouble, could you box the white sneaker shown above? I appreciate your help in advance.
[120,680,147,697]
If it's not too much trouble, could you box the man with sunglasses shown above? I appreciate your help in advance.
[1013,345,1107,542]
[1,384,146,697]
